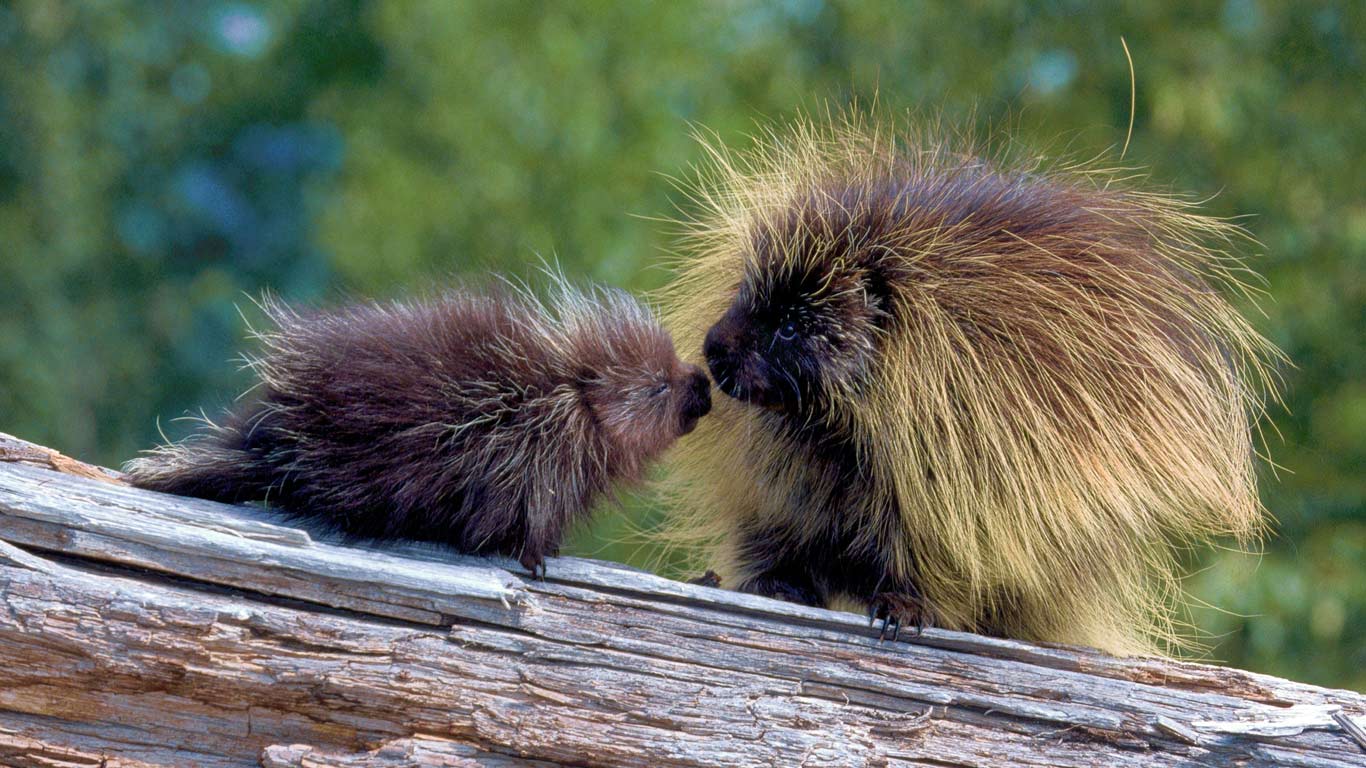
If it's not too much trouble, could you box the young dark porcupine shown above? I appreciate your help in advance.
[126,281,712,575]
[661,115,1280,655]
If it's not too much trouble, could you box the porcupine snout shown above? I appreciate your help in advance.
[703,306,774,405]
[702,315,739,396]
[678,364,712,435]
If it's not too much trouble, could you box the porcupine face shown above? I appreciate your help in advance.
[702,200,887,416]
[575,306,713,469]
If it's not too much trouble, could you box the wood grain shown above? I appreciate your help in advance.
[1,453,1363,767]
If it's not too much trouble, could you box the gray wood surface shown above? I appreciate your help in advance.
[1,452,1363,767]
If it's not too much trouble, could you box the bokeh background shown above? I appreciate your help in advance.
[1,1,1361,689]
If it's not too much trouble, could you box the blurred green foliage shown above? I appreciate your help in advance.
[1,0,1360,689]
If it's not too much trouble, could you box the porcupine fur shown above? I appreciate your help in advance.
[126,280,712,574]
[659,114,1280,655]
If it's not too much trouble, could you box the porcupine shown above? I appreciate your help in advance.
[126,280,712,576]
[660,115,1279,655]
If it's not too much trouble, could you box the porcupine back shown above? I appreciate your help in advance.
[127,283,702,566]
[660,115,1281,655]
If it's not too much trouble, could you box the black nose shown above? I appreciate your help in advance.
[678,366,712,434]
[686,368,712,418]
[703,325,725,369]
[703,326,738,397]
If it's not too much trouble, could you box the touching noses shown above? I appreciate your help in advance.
[678,365,712,434]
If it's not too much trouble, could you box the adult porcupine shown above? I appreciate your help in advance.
[661,115,1279,655]
[127,280,712,575]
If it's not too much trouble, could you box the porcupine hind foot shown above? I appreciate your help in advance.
[736,573,824,607]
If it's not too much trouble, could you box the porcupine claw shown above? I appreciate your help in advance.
[870,592,934,643]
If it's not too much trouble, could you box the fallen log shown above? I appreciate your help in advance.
[0,437,1362,767]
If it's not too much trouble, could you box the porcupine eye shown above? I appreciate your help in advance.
[775,320,799,342]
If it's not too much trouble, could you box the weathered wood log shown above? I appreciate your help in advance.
[0,432,126,486]
[0,440,1363,767]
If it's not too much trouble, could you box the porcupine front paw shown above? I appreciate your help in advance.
[738,575,823,607]
[518,550,548,580]
[688,570,723,588]
[869,592,935,642]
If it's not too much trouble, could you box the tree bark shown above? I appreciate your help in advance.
[0,440,1362,767]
